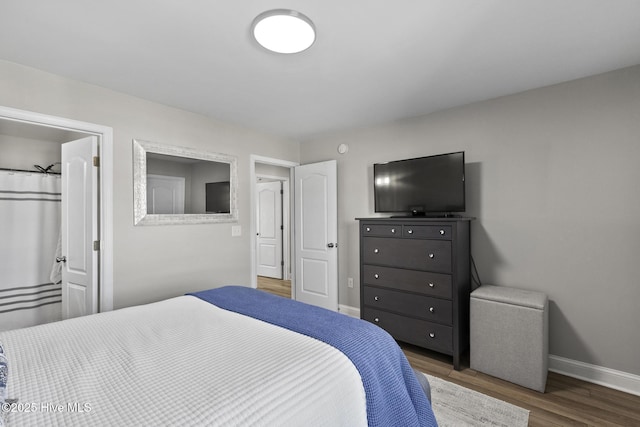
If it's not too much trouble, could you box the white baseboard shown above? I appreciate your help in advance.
[337,306,640,397]
[549,354,640,397]
[338,304,360,318]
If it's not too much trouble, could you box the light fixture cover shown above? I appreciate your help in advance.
[252,9,315,54]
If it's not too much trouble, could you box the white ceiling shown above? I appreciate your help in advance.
[0,118,85,143]
[1,1,639,141]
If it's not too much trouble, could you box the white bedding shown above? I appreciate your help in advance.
[0,296,367,426]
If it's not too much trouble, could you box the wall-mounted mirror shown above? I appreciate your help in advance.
[133,139,238,225]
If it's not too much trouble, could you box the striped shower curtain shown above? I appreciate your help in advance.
[0,171,62,331]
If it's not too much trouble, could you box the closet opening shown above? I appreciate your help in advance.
[0,107,113,331]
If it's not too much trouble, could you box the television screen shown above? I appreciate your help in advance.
[205,181,230,213]
[374,151,465,215]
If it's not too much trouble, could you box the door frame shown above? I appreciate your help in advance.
[0,105,114,312]
[249,155,298,292]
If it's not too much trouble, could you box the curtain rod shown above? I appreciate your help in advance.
[0,167,61,175]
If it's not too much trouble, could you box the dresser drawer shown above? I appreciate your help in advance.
[403,225,452,240]
[362,308,453,354]
[363,237,452,273]
[363,286,452,324]
[361,223,402,237]
[362,265,452,299]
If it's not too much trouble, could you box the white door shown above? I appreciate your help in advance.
[61,136,99,319]
[257,181,283,278]
[146,174,185,214]
[294,160,338,311]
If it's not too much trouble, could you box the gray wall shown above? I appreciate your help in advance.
[0,60,299,309]
[300,65,640,376]
[2,57,638,377]
[0,134,61,171]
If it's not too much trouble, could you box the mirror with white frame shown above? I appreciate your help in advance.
[133,139,238,225]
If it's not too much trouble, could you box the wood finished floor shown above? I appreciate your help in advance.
[257,276,291,299]
[257,276,640,426]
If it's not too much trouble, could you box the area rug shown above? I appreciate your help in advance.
[424,373,529,427]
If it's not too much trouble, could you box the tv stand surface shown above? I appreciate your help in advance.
[387,214,474,220]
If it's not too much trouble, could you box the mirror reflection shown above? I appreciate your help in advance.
[133,139,238,225]
[146,153,230,214]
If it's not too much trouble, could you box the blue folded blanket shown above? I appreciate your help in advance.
[190,286,437,427]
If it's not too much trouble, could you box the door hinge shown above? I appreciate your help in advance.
[93,156,100,167]
[280,189,284,194]
[280,225,284,230]
[281,260,284,266]
[93,240,101,251]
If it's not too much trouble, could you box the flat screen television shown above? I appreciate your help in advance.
[374,151,465,215]
[205,181,230,213]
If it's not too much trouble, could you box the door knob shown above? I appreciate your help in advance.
[327,243,335,248]
[56,256,67,263]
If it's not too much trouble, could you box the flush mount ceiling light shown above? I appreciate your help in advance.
[252,9,316,54]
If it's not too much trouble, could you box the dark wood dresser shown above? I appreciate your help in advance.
[357,217,472,370]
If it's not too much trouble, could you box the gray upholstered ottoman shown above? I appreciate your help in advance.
[470,285,549,392]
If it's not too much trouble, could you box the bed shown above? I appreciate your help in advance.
[0,286,436,426]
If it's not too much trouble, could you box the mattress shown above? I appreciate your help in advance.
[0,295,368,426]
[191,286,435,426]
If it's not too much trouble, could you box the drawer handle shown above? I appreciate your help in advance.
[428,253,435,259]
[407,229,413,234]
[374,248,380,254]
[391,228,396,233]
[374,317,380,323]
[374,296,379,301]
[429,307,434,313]
[374,274,379,279]
[429,332,435,339]
[439,229,445,235]
[366,227,371,232]
[428,282,435,288]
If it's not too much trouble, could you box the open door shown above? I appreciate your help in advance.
[60,136,99,319]
[257,180,283,279]
[294,160,338,311]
